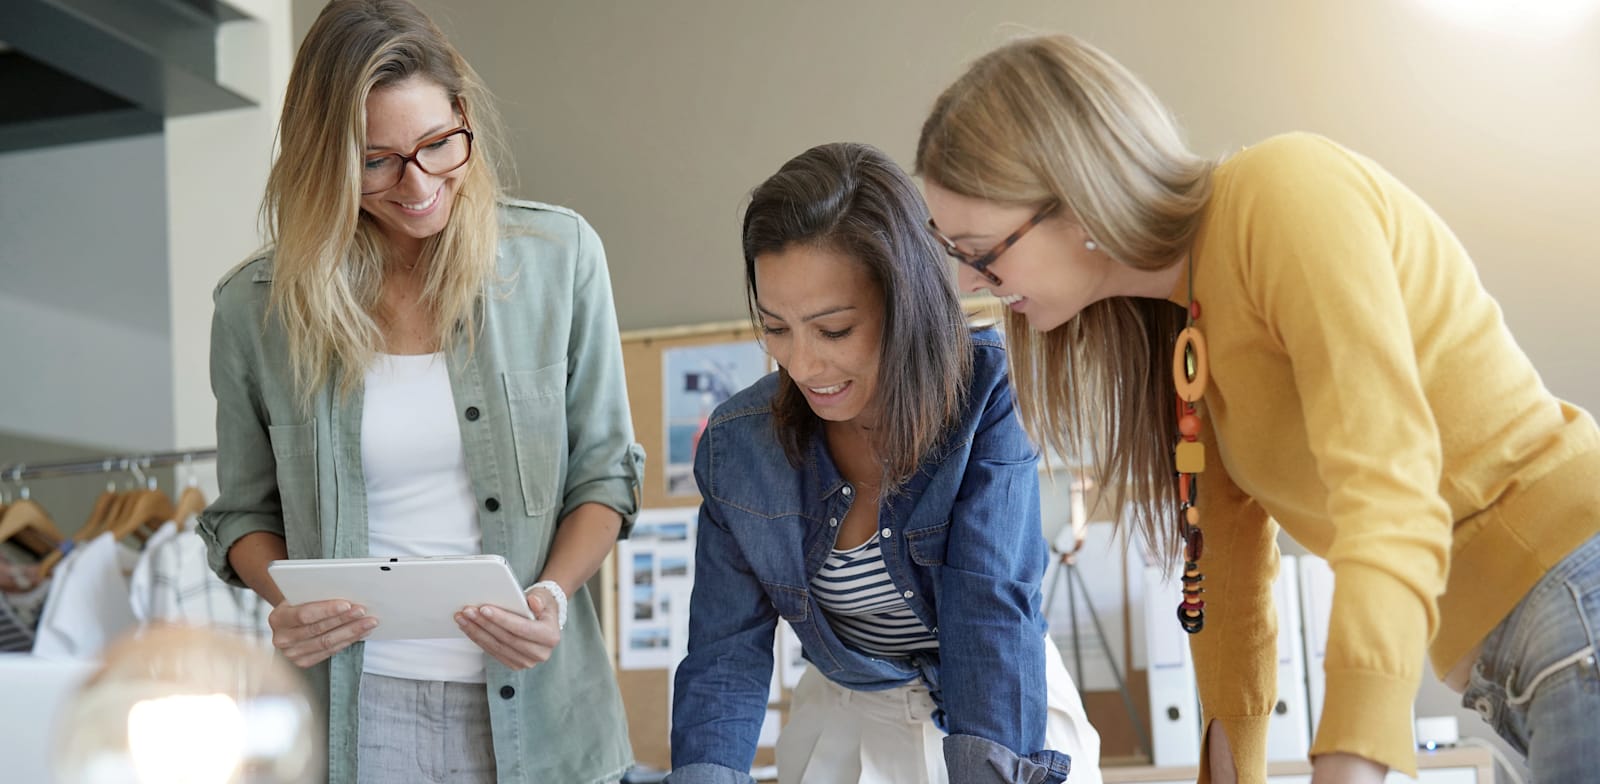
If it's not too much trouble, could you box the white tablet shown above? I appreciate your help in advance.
[267,554,535,641]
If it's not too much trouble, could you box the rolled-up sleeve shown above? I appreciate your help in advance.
[195,296,284,588]
[558,215,645,535]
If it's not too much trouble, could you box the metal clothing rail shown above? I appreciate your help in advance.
[1,448,218,483]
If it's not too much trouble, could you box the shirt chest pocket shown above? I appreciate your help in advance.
[267,421,320,558]
[760,581,849,674]
[760,581,810,624]
[905,519,951,567]
[504,362,568,515]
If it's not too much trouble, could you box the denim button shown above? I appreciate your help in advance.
[828,518,838,527]
[842,485,852,496]
[500,685,515,700]
[1473,696,1493,721]
[903,590,913,599]
[881,529,892,538]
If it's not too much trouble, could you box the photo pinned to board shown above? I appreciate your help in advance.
[618,507,699,669]
[662,340,772,497]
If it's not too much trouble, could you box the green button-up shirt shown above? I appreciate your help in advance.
[198,199,642,784]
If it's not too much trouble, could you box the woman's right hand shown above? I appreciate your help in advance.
[269,599,378,668]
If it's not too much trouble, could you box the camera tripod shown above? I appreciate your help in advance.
[1043,528,1153,760]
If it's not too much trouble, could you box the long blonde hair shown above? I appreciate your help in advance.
[263,0,506,403]
[916,34,1213,565]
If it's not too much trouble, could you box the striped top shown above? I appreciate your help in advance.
[0,589,37,653]
[811,534,939,657]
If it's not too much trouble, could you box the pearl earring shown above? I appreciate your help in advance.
[1085,239,1098,252]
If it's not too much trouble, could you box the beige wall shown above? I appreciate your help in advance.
[295,0,1600,413]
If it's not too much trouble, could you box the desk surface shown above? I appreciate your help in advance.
[1101,746,1495,783]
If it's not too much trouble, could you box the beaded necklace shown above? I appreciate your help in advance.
[1173,254,1207,634]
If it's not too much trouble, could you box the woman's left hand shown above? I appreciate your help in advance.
[456,588,561,670]
[1310,752,1387,784]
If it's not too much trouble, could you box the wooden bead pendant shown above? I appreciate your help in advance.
[1174,286,1208,635]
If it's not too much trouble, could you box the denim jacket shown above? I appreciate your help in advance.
[668,329,1072,784]
[197,200,643,784]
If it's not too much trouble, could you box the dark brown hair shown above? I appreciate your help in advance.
[743,143,973,491]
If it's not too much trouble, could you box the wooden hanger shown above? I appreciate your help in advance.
[108,489,175,543]
[79,489,117,539]
[172,486,207,531]
[83,489,136,540]
[12,528,58,559]
[38,546,66,579]
[37,491,121,579]
[0,499,65,552]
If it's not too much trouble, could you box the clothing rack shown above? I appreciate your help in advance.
[2,449,218,483]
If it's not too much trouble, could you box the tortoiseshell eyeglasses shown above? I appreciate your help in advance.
[926,201,1059,287]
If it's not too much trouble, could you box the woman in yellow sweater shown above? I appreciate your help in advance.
[915,33,1600,784]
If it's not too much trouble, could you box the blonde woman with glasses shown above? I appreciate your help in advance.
[916,33,1600,784]
[197,2,642,782]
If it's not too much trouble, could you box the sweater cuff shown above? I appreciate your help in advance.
[1197,715,1270,784]
[1312,667,1419,777]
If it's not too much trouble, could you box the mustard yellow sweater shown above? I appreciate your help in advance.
[1175,132,1600,780]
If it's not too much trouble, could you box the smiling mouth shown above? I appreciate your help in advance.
[984,288,1024,305]
[397,188,440,211]
[808,382,847,395]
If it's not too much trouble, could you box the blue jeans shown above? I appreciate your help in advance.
[1462,532,1600,783]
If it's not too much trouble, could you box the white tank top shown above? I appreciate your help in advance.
[359,352,487,683]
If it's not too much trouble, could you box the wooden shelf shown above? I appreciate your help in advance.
[1101,745,1494,783]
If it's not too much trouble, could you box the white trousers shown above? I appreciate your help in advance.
[775,639,1103,784]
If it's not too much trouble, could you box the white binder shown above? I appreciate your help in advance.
[1142,565,1202,767]
[1265,555,1312,760]
[1297,554,1335,736]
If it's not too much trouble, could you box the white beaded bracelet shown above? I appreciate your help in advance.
[526,580,568,630]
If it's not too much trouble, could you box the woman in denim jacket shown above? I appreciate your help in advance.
[668,143,1101,784]
[197,2,640,782]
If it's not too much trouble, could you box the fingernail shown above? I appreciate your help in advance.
[335,602,351,613]
[350,607,366,618]
[464,607,478,619]
[363,619,378,630]
[481,607,495,618]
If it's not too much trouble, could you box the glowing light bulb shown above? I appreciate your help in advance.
[127,694,245,784]
[53,626,320,784]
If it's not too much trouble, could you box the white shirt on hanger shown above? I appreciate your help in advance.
[129,521,272,644]
[33,533,136,660]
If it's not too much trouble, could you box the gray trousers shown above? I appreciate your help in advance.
[357,672,497,784]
